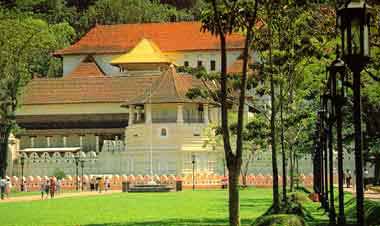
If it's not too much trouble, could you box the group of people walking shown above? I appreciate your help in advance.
[0,177,12,200]
[40,177,61,199]
[89,177,111,193]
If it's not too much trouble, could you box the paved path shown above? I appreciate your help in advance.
[0,190,120,203]
[344,187,380,201]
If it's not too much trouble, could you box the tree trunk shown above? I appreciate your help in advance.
[289,146,294,192]
[229,168,240,226]
[268,4,280,212]
[280,82,287,204]
[0,128,10,179]
[374,157,380,185]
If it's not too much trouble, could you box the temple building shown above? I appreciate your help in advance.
[12,22,249,176]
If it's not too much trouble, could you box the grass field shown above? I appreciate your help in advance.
[0,188,275,226]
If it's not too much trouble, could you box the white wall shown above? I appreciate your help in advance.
[62,50,243,76]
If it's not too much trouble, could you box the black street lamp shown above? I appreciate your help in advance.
[192,154,196,191]
[338,2,374,225]
[328,56,346,225]
[326,76,336,224]
[80,160,85,191]
[0,121,9,179]
[74,154,80,191]
[20,154,25,192]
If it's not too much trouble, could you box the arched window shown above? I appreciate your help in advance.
[161,128,167,137]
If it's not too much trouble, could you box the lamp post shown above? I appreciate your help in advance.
[74,154,80,191]
[0,121,9,179]
[80,160,85,191]
[326,77,336,224]
[328,56,346,225]
[20,154,25,192]
[338,1,373,225]
[192,154,196,191]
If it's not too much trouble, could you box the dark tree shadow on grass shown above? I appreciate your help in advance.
[81,218,253,226]
[81,218,246,226]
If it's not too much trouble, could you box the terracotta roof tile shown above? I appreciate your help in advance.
[55,22,245,56]
[124,66,208,105]
[21,68,209,105]
[66,62,105,78]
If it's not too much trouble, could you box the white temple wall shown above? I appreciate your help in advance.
[61,50,242,76]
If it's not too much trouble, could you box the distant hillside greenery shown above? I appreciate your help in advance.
[0,0,204,39]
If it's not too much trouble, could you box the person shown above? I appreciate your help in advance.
[98,177,104,193]
[5,178,11,199]
[90,177,95,192]
[50,178,56,198]
[346,169,352,188]
[95,177,99,191]
[364,168,369,191]
[105,177,110,192]
[40,180,46,200]
[56,179,61,195]
[44,180,50,199]
[0,177,6,200]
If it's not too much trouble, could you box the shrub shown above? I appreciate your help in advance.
[53,168,66,180]
[252,214,308,226]
[288,192,311,204]
[346,198,380,226]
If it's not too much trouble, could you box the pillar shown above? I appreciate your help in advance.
[46,136,51,148]
[129,105,135,126]
[136,109,141,121]
[63,136,67,147]
[95,135,99,152]
[79,135,83,149]
[30,137,35,148]
[177,104,184,123]
[203,104,209,124]
[145,103,152,123]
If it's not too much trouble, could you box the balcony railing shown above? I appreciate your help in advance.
[151,118,177,123]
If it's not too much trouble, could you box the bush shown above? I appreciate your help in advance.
[345,198,380,226]
[288,192,311,204]
[252,214,308,226]
[53,168,66,180]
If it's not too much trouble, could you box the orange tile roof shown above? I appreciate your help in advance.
[21,69,207,105]
[124,66,209,105]
[54,22,245,56]
[66,62,105,78]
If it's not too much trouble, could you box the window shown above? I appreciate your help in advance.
[160,128,167,137]
[184,61,189,67]
[197,60,203,68]
[210,60,216,71]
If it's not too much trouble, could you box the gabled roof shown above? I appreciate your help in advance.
[111,38,172,65]
[21,68,208,106]
[66,55,105,78]
[21,76,158,105]
[54,22,245,56]
[123,66,210,105]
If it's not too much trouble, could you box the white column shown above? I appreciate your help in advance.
[63,136,67,147]
[30,137,35,148]
[177,104,184,124]
[203,104,209,124]
[79,135,83,148]
[129,105,135,126]
[136,109,141,121]
[145,103,152,123]
[95,135,99,152]
[46,137,51,148]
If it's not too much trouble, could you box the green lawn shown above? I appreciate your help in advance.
[0,188,274,226]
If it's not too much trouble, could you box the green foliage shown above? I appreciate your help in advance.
[0,16,74,121]
[52,168,66,179]
[345,198,380,226]
[252,214,308,226]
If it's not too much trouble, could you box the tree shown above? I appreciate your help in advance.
[193,1,259,225]
[0,16,74,178]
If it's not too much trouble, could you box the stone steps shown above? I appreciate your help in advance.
[127,184,173,192]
